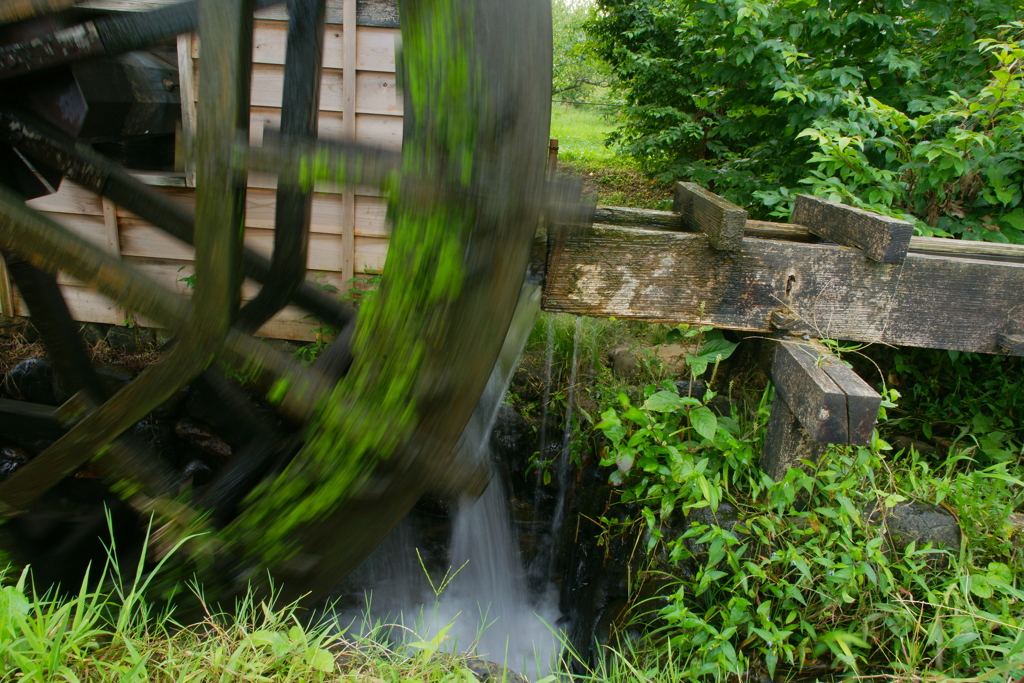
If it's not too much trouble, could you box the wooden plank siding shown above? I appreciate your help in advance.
[20,2,401,341]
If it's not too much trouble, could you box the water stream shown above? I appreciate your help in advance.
[331,282,564,680]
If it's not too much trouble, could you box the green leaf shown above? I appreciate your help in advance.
[691,406,718,441]
[309,648,335,673]
[645,390,684,412]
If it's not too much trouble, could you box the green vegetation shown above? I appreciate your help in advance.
[587,0,1024,241]
[571,321,1024,681]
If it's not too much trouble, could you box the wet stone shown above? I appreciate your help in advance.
[180,458,213,487]
[4,358,57,404]
[0,445,30,479]
[78,323,107,347]
[174,418,232,459]
[866,499,961,568]
[892,435,937,457]
[105,326,139,352]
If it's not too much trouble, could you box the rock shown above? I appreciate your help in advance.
[608,346,639,379]
[866,500,961,568]
[685,503,746,559]
[154,327,175,348]
[53,363,133,403]
[0,445,30,478]
[174,418,232,459]
[78,323,107,347]
[892,436,937,457]
[106,325,155,352]
[132,420,182,466]
[675,380,708,401]
[179,458,213,487]
[152,384,189,420]
[490,404,535,486]
[652,343,698,375]
[462,657,529,683]
[4,358,57,404]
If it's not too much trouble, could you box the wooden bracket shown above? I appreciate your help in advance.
[998,318,1024,356]
[762,338,881,446]
[792,194,912,264]
[674,182,746,252]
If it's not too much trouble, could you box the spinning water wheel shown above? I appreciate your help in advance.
[0,0,552,604]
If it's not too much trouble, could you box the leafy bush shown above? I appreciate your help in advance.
[592,325,1024,680]
[589,0,1024,241]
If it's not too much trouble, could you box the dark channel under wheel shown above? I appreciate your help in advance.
[0,0,552,605]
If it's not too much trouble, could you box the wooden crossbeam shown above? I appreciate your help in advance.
[542,224,1024,355]
[792,194,913,264]
[674,182,746,252]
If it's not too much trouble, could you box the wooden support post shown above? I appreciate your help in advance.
[176,32,197,187]
[340,0,357,283]
[673,182,746,253]
[547,138,559,179]
[792,194,912,264]
[0,256,15,317]
[761,391,827,481]
[101,197,120,256]
[761,338,881,446]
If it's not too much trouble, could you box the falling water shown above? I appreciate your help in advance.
[550,316,582,541]
[332,282,564,680]
[535,315,556,493]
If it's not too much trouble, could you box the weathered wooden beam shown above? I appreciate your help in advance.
[542,225,1024,355]
[594,205,680,229]
[674,182,746,252]
[760,392,827,481]
[767,339,849,443]
[792,194,913,264]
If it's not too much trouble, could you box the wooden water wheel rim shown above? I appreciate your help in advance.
[0,0,551,604]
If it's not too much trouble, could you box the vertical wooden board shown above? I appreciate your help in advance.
[0,258,15,317]
[177,32,198,187]
[792,194,912,264]
[760,392,827,481]
[101,198,120,255]
[817,359,881,446]
[770,339,848,444]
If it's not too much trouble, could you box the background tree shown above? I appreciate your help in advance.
[552,0,612,103]
[588,0,1024,242]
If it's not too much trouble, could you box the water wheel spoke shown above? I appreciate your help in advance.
[236,0,327,334]
[0,0,284,82]
[0,397,65,441]
[0,109,357,332]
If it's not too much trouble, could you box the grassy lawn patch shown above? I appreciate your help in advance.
[550,104,673,210]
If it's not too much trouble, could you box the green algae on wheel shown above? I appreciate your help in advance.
[0,0,551,605]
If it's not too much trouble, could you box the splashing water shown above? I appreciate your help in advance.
[331,284,565,680]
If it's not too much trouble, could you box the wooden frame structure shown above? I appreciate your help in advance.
[3,0,401,340]
[544,184,1024,477]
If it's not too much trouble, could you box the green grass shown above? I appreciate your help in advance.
[550,104,625,168]
[550,104,675,210]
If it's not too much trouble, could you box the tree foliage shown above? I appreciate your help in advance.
[552,0,612,103]
[589,0,1024,241]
